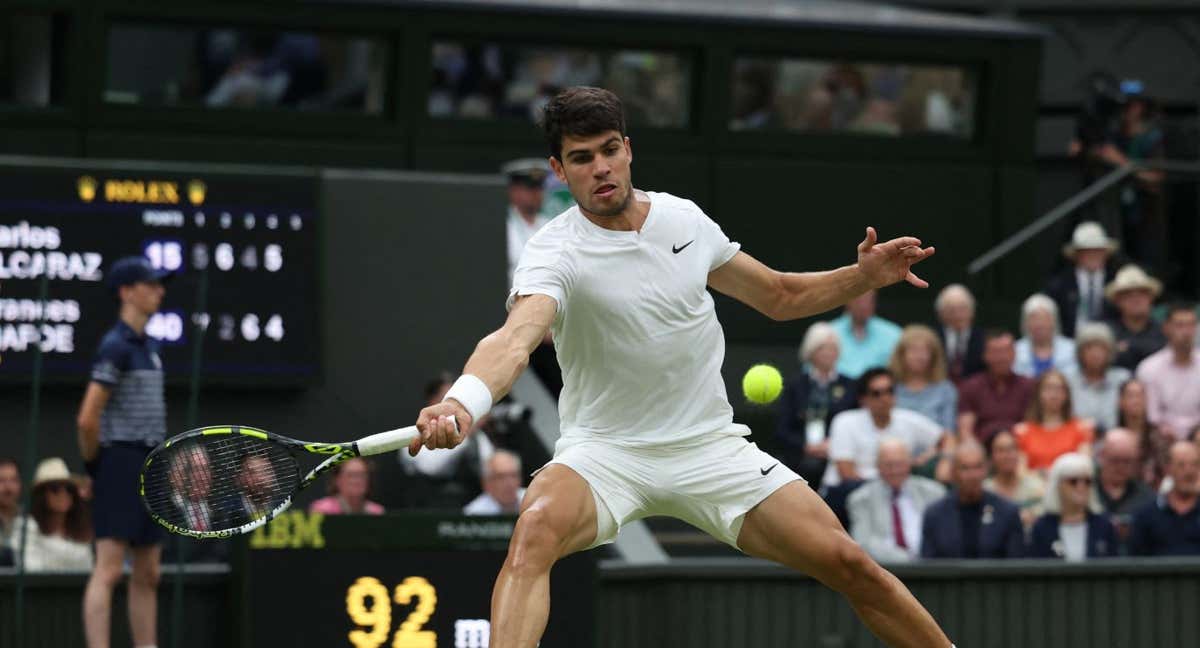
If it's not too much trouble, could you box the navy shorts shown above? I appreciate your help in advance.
[91,443,164,546]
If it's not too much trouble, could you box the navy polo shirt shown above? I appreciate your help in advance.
[1128,495,1200,557]
[90,320,166,446]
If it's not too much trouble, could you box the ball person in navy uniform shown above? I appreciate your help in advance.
[77,256,171,648]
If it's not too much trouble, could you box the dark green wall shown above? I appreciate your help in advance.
[598,558,1200,648]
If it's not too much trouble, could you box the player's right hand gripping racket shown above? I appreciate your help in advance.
[139,422,453,538]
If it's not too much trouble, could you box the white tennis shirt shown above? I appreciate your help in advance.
[508,190,748,448]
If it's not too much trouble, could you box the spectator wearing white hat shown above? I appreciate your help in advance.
[1104,264,1166,371]
[1064,323,1131,432]
[12,457,94,572]
[1044,221,1118,339]
[504,158,553,286]
[1013,294,1077,379]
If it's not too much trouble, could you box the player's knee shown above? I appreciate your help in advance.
[507,508,563,575]
[829,537,887,593]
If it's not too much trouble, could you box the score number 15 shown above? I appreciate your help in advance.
[346,576,437,648]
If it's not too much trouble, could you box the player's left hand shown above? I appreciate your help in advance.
[856,226,936,289]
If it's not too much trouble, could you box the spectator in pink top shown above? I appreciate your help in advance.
[1135,303,1200,440]
[308,457,384,515]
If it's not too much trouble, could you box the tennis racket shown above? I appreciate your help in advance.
[139,422,451,538]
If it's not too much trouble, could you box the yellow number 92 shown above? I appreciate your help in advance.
[345,576,439,648]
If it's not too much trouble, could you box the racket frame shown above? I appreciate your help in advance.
[139,425,359,539]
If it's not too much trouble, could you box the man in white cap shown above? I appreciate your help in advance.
[1104,264,1166,371]
[504,158,553,286]
[1044,221,1119,338]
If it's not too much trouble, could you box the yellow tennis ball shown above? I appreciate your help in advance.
[742,364,783,405]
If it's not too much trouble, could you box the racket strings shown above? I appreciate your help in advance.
[142,434,300,533]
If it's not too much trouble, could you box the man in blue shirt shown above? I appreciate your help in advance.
[830,289,902,379]
[77,256,171,648]
[1130,441,1200,556]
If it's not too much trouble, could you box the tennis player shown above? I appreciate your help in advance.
[410,86,954,648]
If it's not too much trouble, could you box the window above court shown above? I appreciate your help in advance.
[428,41,692,129]
[729,56,976,139]
[0,12,68,108]
[104,23,387,115]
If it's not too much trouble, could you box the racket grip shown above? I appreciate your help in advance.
[355,417,460,456]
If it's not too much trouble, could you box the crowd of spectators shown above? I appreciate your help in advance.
[776,219,1200,561]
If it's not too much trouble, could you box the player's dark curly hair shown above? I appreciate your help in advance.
[540,86,626,161]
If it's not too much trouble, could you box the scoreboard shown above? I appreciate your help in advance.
[239,512,596,647]
[0,158,319,384]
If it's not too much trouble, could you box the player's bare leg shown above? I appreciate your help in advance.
[128,544,162,647]
[737,481,951,648]
[490,464,598,648]
[83,538,127,648]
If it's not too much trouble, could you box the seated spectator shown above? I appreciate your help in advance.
[983,430,1045,530]
[1136,302,1200,440]
[14,457,93,571]
[829,290,901,379]
[1015,370,1095,472]
[890,324,957,432]
[1129,441,1200,556]
[958,330,1035,447]
[1104,264,1165,371]
[934,284,985,384]
[1044,221,1118,338]
[776,322,857,485]
[848,438,945,563]
[1014,294,1077,378]
[1093,428,1153,549]
[400,374,495,507]
[464,451,526,515]
[0,457,20,549]
[1029,453,1117,560]
[1117,379,1171,489]
[823,368,943,489]
[310,457,384,515]
[0,457,18,567]
[921,442,1025,559]
[1064,323,1131,432]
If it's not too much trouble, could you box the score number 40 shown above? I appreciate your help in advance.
[347,576,437,648]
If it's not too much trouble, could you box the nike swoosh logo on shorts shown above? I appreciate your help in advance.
[672,240,694,254]
[760,464,779,476]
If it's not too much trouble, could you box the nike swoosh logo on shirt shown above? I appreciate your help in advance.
[672,240,694,254]
[760,464,779,476]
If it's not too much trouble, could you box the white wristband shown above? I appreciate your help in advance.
[443,374,493,423]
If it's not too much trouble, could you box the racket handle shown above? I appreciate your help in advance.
[355,417,460,456]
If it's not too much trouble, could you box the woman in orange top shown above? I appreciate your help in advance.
[1014,370,1094,472]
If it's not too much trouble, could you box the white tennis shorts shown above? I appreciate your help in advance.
[542,431,803,550]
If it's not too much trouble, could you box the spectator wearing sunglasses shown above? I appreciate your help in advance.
[823,368,943,489]
[12,457,94,571]
[1029,453,1116,560]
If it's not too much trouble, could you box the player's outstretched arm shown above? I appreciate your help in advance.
[707,226,934,321]
[409,293,556,456]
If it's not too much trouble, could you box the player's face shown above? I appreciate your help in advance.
[551,131,633,219]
